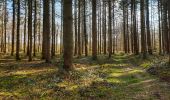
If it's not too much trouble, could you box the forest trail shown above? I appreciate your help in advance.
[0,54,170,99]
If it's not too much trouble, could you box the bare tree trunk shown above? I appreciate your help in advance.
[167,0,170,63]
[11,0,15,56]
[158,0,162,54]
[63,0,73,71]
[4,0,7,53]
[146,0,152,54]
[78,0,81,57]
[51,0,56,58]
[16,0,20,60]
[84,0,88,56]
[103,0,106,54]
[43,0,51,63]
[92,0,97,59]
[108,0,112,58]
[33,0,37,57]
[74,0,77,56]
[140,0,146,58]
[23,1,27,53]
[28,0,32,61]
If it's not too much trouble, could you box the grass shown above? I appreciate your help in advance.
[0,54,170,99]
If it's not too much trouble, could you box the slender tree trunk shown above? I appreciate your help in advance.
[92,0,97,59]
[43,0,51,63]
[99,1,102,54]
[63,0,73,71]
[158,0,162,54]
[4,0,7,53]
[112,2,115,54]
[123,2,127,53]
[140,0,146,58]
[28,0,32,61]
[146,0,152,54]
[51,0,56,58]
[11,0,15,56]
[133,0,139,54]
[74,0,77,56]
[23,1,27,53]
[33,0,37,56]
[167,0,170,63]
[78,0,81,57]
[163,1,168,53]
[108,0,112,58]
[84,0,88,56]
[16,0,20,60]
[103,0,106,54]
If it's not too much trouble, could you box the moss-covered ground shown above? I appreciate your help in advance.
[0,54,170,99]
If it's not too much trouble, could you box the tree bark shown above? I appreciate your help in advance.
[140,0,146,58]
[16,0,20,60]
[92,0,97,59]
[63,0,73,71]
[43,0,51,63]
[28,0,32,61]
[11,0,15,56]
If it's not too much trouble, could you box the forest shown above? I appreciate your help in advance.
[0,0,170,99]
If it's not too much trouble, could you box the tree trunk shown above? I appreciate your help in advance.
[43,0,51,63]
[140,0,146,58]
[78,0,81,57]
[28,0,32,61]
[4,0,7,53]
[11,0,15,56]
[74,0,77,56]
[63,0,73,71]
[23,1,27,53]
[33,0,37,56]
[51,0,56,58]
[92,0,97,59]
[167,0,170,63]
[146,0,152,54]
[108,0,112,58]
[84,0,88,56]
[162,0,168,53]
[16,0,20,60]
[158,0,162,54]
[103,0,106,54]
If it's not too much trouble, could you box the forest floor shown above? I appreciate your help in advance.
[0,54,170,100]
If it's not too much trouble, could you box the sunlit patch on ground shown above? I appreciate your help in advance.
[0,54,170,99]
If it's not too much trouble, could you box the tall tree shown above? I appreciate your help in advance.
[158,0,162,54]
[168,0,170,63]
[162,0,169,53]
[108,0,112,58]
[103,0,106,54]
[122,1,127,53]
[23,0,27,53]
[140,0,146,58]
[16,0,20,60]
[11,0,15,56]
[43,0,51,63]
[28,0,32,61]
[92,0,97,59]
[78,0,81,57]
[51,0,56,58]
[84,0,88,56]
[63,0,73,71]
[146,0,152,54]
[74,0,78,56]
[3,0,7,53]
[33,0,37,56]
[132,0,139,54]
